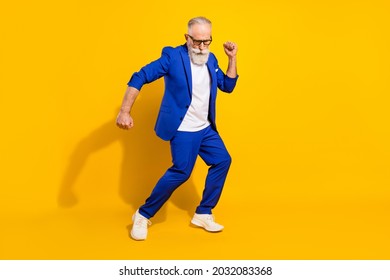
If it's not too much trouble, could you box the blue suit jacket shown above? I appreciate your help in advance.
[128,44,238,141]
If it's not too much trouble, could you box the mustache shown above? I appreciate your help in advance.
[190,47,210,55]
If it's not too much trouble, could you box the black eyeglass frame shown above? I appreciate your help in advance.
[186,34,213,46]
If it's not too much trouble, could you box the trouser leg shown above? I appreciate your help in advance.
[196,127,232,214]
[138,130,203,219]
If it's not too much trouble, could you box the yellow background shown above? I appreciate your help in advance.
[1,0,389,259]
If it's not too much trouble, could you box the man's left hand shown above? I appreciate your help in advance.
[223,41,238,58]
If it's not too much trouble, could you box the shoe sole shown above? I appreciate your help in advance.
[191,218,224,232]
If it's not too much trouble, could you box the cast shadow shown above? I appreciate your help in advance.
[57,81,201,223]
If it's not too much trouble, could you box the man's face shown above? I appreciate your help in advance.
[186,23,212,65]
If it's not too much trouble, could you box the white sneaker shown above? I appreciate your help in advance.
[131,210,152,240]
[191,213,224,232]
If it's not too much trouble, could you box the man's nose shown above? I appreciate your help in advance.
[199,43,206,50]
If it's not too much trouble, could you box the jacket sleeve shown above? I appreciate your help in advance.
[214,54,239,93]
[127,47,172,90]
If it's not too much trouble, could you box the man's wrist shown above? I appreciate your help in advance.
[120,107,131,114]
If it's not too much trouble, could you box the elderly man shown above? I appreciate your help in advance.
[116,16,238,240]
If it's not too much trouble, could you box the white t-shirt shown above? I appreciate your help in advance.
[177,62,211,132]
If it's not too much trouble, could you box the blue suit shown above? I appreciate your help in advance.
[127,44,238,218]
[128,44,238,141]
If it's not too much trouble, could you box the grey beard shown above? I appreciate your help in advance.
[189,47,210,65]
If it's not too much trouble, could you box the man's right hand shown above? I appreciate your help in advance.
[116,86,140,130]
[116,112,134,130]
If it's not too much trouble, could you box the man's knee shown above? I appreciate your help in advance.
[218,153,232,168]
[168,166,193,183]
[175,170,192,183]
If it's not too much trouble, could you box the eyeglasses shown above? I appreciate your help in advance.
[187,34,212,46]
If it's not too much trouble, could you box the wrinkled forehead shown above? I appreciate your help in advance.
[188,23,212,38]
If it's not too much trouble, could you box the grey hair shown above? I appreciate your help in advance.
[187,16,212,31]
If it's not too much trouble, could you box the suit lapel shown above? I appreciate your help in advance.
[206,59,216,89]
[207,57,217,103]
[180,45,192,98]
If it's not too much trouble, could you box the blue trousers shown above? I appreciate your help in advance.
[138,126,231,219]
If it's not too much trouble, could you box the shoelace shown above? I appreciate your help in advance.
[134,216,152,228]
[205,215,215,222]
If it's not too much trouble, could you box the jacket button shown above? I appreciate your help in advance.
[180,117,183,120]
[186,105,189,108]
